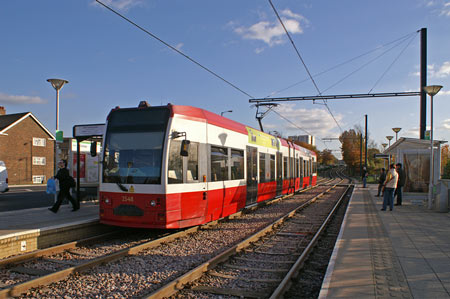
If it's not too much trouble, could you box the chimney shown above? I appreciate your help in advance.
[0,106,5,116]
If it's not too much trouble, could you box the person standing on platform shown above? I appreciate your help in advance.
[381,164,398,211]
[362,167,368,188]
[395,163,405,206]
[376,168,386,197]
[48,160,79,213]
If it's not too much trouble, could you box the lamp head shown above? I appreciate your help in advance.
[424,85,443,96]
[392,127,401,133]
[386,136,393,141]
[382,143,388,148]
[47,78,69,91]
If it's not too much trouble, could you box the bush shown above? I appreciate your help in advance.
[443,161,450,179]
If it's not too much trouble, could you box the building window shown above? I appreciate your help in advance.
[33,138,46,147]
[33,175,46,184]
[33,157,46,165]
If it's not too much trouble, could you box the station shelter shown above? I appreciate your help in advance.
[384,137,448,210]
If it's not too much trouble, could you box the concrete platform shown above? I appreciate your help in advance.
[319,185,450,298]
[0,202,107,259]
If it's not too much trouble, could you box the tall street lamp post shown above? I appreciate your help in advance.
[47,78,69,202]
[392,127,402,141]
[382,143,388,169]
[424,85,443,209]
[386,136,393,166]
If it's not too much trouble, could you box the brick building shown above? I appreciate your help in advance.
[0,106,55,185]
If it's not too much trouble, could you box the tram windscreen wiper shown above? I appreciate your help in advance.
[116,182,128,192]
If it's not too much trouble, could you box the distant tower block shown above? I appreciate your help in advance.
[288,135,315,146]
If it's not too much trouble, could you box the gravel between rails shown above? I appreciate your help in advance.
[0,230,162,289]
[18,187,331,298]
[170,185,349,299]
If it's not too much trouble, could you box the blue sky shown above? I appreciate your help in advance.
[1,0,449,158]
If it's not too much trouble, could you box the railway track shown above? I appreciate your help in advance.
[0,175,347,298]
[148,178,351,298]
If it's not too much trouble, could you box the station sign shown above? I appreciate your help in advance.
[73,124,105,138]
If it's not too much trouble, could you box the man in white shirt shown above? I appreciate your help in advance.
[381,164,399,211]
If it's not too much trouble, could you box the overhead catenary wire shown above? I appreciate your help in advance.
[95,0,254,99]
[268,0,343,133]
[266,31,418,98]
[368,31,419,93]
[270,109,330,148]
[320,33,418,94]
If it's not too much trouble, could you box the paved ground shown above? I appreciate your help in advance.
[319,184,450,298]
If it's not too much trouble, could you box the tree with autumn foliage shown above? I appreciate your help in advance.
[339,129,361,175]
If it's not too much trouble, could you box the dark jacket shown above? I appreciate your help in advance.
[378,172,386,184]
[397,168,406,187]
[55,167,71,189]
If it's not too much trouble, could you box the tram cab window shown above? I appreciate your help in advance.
[187,142,199,182]
[211,146,228,181]
[231,149,244,180]
[168,140,199,184]
[168,140,183,183]
[270,155,275,181]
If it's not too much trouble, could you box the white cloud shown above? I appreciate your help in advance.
[175,43,184,51]
[92,0,143,12]
[0,93,47,105]
[411,61,450,78]
[440,2,450,16]
[232,9,308,46]
[268,104,343,137]
[440,119,450,130]
[403,127,420,138]
[433,61,450,78]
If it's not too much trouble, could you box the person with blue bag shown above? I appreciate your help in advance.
[48,160,79,213]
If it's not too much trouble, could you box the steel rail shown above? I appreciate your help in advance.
[0,226,201,298]
[144,179,345,298]
[0,177,330,298]
[269,184,352,298]
[0,230,124,267]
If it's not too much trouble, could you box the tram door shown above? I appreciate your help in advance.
[246,146,258,205]
[276,152,283,196]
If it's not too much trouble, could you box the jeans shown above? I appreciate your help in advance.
[382,187,395,210]
[363,177,367,188]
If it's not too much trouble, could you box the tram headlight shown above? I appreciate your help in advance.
[102,197,112,205]
[150,200,157,207]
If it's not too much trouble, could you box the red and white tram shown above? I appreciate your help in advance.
[99,102,317,228]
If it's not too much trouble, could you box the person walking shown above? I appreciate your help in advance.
[395,163,405,206]
[362,167,368,188]
[381,164,398,211]
[48,160,79,213]
[376,168,386,197]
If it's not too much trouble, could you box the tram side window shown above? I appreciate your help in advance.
[259,153,266,183]
[211,146,228,181]
[168,140,183,184]
[283,157,288,179]
[290,157,294,179]
[295,158,299,178]
[277,153,282,181]
[270,155,275,181]
[231,149,244,180]
[187,142,199,182]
